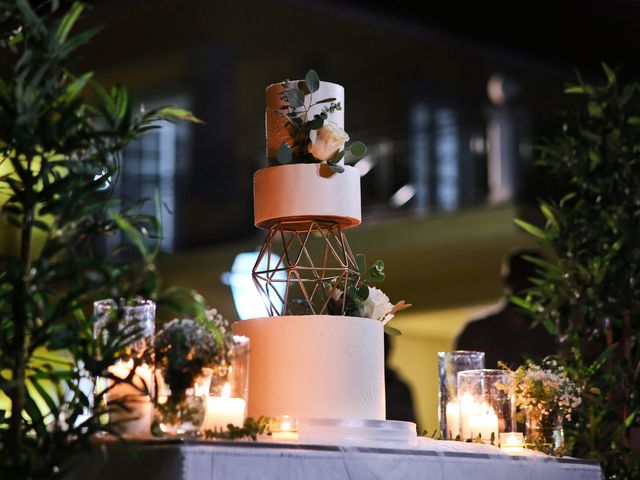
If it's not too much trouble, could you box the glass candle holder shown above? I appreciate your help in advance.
[270,415,299,440]
[524,406,565,456]
[500,432,525,453]
[438,351,485,439]
[93,298,156,437]
[201,335,250,433]
[94,298,155,355]
[457,369,515,443]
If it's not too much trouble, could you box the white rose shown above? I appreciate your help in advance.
[362,287,394,323]
[308,121,349,161]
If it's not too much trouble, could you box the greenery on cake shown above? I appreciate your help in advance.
[328,253,409,335]
[272,69,367,173]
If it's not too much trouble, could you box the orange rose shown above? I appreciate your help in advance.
[308,121,349,161]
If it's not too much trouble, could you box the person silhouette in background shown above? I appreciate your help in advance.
[455,248,557,368]
[384,334,418,426]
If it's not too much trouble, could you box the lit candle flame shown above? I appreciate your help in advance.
[222,382,231,398]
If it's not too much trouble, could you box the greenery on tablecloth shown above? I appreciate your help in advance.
[204,416,271,441]
[514,64,640,479]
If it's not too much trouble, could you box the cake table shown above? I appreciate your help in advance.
[65,437,603,480]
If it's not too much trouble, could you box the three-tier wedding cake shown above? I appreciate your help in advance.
[233,74,386,421]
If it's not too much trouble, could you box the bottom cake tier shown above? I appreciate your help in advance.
[232,315,385,420]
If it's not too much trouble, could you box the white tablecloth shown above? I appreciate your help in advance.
[66,437,603,480]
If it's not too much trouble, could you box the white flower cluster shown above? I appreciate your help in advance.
[515,360,583,421]
[206,307,231,335]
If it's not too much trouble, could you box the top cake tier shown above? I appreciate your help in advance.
[265,80,345,163]
[255,79,361,231]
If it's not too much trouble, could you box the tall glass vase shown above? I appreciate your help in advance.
[438,351,485,439]
[457,369,515,444]
[202,335,250,433]
[525,406,565,456]
[93,298,156,437]
[153,368,212,437]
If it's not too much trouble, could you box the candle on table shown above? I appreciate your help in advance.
[459,394,499,442]
[459,393,478,440]
[445,401,460,438]
[107,359,153,436]
[272,430,298,440]
[271,415,298,441]
[202,382,246,431]
[468,403,499,442]
[500,432,524,453]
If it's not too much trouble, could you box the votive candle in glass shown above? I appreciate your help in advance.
[270,415,298,441]
[500,432,525,453]
[457,369,515,444]
[202,335,249,432]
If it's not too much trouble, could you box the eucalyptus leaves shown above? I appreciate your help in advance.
[272,69,367,173]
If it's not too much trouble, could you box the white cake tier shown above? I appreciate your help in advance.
[232,315,385,421]
[266,80,345,163]
[254,164,361,230]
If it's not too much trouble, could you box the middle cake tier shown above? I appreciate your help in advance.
[232,315,385,420]
[253,163,361,230]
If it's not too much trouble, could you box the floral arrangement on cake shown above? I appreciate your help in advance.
[328,253,410,334]
[272,69,367,173]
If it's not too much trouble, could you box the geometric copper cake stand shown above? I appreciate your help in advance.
[252,219,360,316]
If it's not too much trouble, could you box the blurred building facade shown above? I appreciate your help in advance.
[85,0,571,248]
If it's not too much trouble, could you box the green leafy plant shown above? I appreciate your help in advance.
[0,2,210,478]
[514,64,640,478]
[272,69,367,172]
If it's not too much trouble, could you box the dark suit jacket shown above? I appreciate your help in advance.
[455,301,557,368]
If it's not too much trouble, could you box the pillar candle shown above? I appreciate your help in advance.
[468,404,499,442]
[459,393,479,440]
[107,360,153,436]
[202,382,246,432]
[445,401,460,438]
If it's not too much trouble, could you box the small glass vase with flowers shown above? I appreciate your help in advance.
[504,358,583,456]
[152,318,221,436]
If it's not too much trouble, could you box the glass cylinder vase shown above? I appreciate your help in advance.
[202,335,250,433]
[438,351,485,439]
[525,407,565,456]
[457,369,515,444]
[153,368,212,436]
[93,298,156,438]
